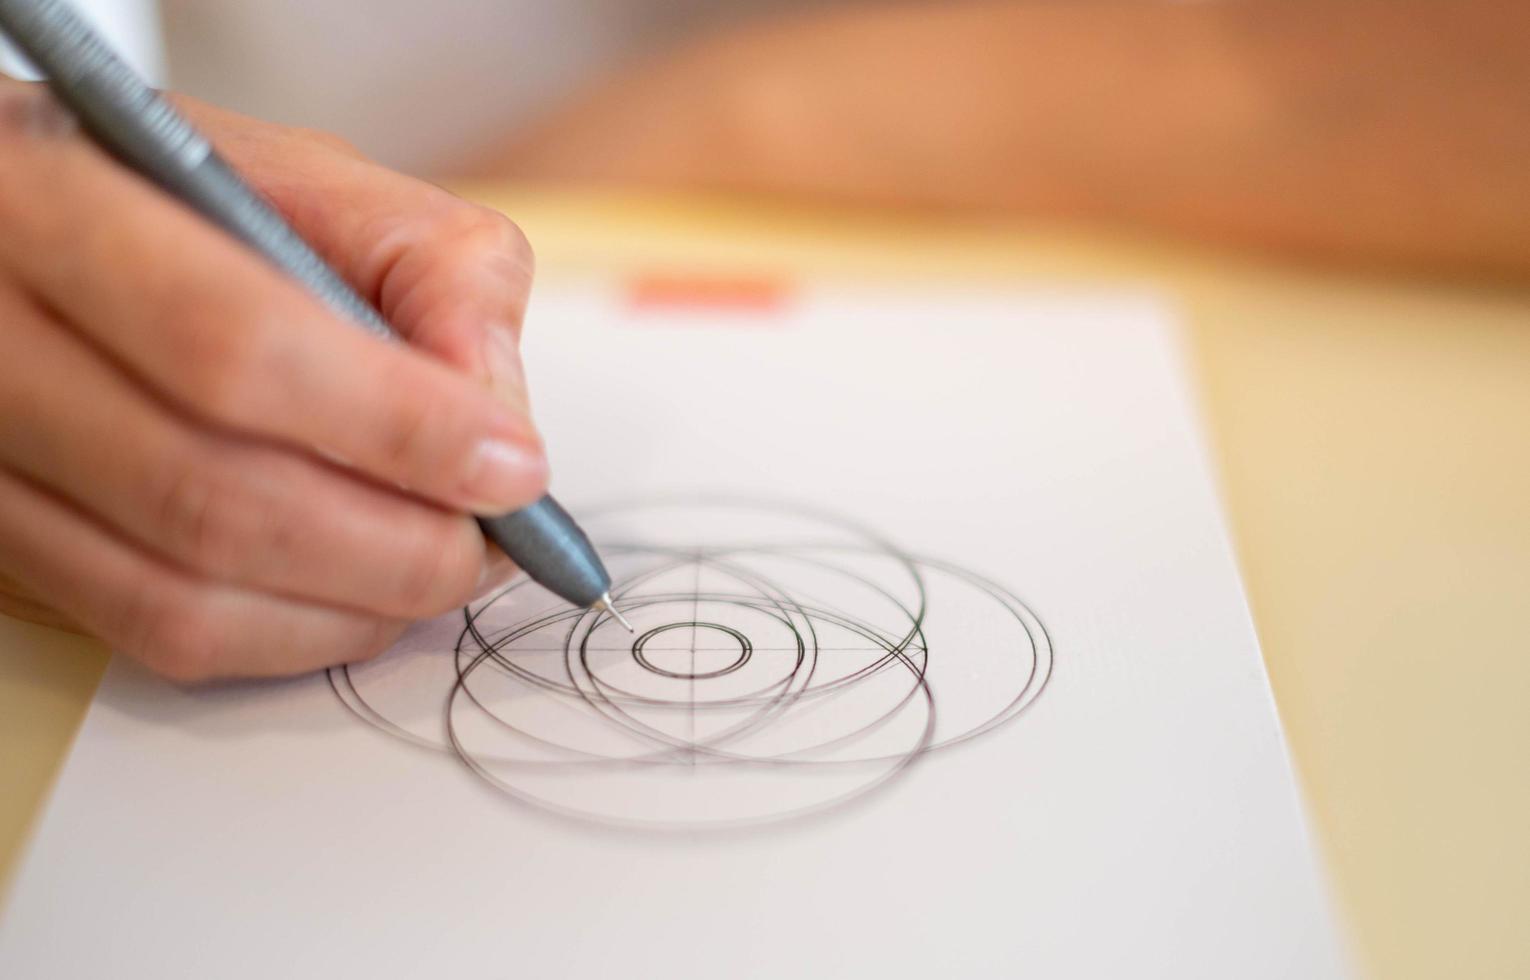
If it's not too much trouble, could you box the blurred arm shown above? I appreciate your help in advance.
[479,0,1530,280]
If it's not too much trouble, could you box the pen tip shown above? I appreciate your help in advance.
[598,593,635,633]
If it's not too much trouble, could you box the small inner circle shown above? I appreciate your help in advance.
[631,622,753,680]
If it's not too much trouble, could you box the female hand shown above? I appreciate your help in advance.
[0,79,545,680]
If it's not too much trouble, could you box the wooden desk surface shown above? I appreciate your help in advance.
[3,189,1527,979]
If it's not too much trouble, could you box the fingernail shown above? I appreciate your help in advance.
[483,324,531,416]
[461,438,547,513]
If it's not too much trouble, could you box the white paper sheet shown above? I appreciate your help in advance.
[0,283,1349,977]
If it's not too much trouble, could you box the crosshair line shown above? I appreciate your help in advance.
[328,498,1053,830]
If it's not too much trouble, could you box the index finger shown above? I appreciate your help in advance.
[0,90,547,515]
[178,97,536,413]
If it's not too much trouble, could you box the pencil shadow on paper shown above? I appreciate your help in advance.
[328,498,1054,830]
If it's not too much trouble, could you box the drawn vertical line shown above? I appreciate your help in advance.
[327,499,1053,829]
[688,548,701,765]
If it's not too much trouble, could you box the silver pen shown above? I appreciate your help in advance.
[0,0,632,629]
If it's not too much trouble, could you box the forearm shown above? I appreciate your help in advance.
[488,0,1530,279]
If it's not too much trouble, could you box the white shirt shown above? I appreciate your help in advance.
[160,0,809,174]
[6,1,810,173]
[0,0,164,83]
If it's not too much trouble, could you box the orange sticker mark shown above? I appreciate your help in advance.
[626,274,790,317]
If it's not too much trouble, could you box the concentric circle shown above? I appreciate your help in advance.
[631,622,753,680]
[329,499,1052,828]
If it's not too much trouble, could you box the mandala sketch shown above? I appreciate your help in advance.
[329,499,1052,829]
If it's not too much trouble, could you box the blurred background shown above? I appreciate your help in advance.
[161,0,813,175]
[14,0,1519,280]
[3,2,1528,978]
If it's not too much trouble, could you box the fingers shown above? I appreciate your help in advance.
[372,207,537,417]
[176,96,537,413]
[0,89,547,515]
[0,467,407,682]
[0,570,82,633]
[0,291,493,619]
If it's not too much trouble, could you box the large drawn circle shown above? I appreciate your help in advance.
[329,498,1053,829]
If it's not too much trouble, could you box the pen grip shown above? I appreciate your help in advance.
[165,155,396,338]
[478,499,611,607]
[2,0,608,609]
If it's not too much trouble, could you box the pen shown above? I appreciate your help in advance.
[0,0,633,631]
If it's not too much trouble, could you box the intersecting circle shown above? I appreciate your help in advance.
[329,498,1053,829]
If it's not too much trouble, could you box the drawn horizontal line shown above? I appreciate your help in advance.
[498,646,924,653]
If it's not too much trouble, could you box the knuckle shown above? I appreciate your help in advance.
[0,86,72,216]
[349,619,404,665]
[392,535,453,614]
[119,587,218,683]
[152,455,258,576]
[292,125,363,159]
[452,205,535,274]
[376,383,439,475]
[175,309,279,425]
[0,83,75,141]
[395,520,480,615]
[372,360,466,480]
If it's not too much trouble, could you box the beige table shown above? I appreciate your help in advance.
[4,189,1527,979]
